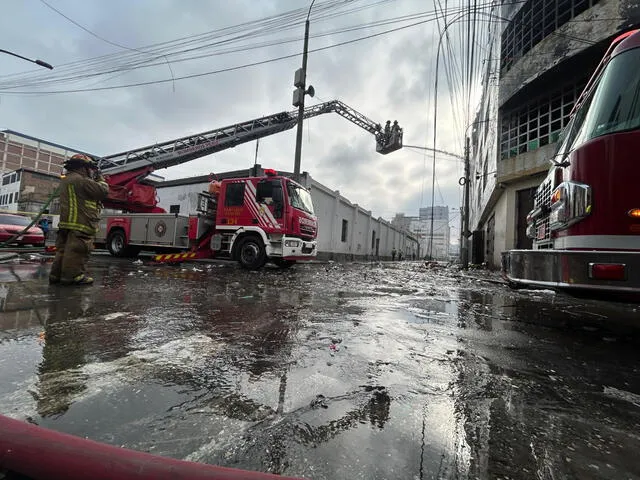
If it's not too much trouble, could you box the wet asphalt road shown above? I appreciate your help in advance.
[0,255,639,479]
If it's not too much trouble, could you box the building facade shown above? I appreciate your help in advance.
[0,129,89,177]
[469,0,640,268]
[154,165,420,261]
[0,168,60,213]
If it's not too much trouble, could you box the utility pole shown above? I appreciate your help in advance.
[292,0,316,182]
[461,136,471,269]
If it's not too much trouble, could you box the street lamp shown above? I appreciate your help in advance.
[292,0,316,182]
[0,49,53,70]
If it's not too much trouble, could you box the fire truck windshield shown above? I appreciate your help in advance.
[287,183,314,215]
[568,47,640,152]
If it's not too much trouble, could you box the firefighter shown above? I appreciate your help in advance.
[49,154,109,286]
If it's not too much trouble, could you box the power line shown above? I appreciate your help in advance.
[0,0,514,93]
[0,8,497,96]
[39,0,141,52]
[0,0,354,83]
[0,9,462,91]
[37,0,179,91]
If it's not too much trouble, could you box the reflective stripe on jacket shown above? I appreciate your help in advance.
[58,172,109,235]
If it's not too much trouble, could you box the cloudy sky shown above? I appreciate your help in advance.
[0,0,489,241]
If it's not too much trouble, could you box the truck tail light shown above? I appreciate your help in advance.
[588,263,626,281]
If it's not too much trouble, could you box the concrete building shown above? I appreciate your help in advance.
[391,213,415,231]
[419,206,449,221]
[409,216,450,261]
[154,165,419,261]
[469,0,640,268]
[0,129,90,177]
[0,168,60,213]
[392,207,451,260]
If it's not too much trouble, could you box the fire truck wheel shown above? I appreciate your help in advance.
[273,259,296,269]
[107,229,128,257]
[237,235,267,270]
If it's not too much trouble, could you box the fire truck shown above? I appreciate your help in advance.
[502,29,640,296]
[93,100,403,269]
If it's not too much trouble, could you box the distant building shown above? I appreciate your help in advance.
[419,206,449,221]
[0,129,89,177]
[0,168,60,213]
[0,129,164,215]
[392,207,452,260]
[391,213,415,231]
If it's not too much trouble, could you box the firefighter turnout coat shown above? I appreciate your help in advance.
[58,171,109,235]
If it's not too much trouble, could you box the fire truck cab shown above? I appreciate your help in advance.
[97,171,318,270]
[502,29,640,296]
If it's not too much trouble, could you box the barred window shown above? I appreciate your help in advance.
[500,79,587,160]
[501,0,600,74]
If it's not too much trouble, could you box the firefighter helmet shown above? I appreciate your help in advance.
[64,153,99,171]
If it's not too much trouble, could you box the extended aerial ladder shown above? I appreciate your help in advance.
[96,100,403,213]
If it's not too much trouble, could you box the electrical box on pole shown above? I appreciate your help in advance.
[292,87,304,107]
[294,68,306,88]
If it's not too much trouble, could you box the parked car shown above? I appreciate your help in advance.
[0,214,45,246]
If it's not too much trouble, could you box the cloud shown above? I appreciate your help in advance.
[0,0,473,241]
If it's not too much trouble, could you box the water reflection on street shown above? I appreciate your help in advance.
[0,257,639,479]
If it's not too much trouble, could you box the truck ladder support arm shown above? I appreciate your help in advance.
[95,100,401,212]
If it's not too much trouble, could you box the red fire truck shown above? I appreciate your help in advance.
[93,100,402,269]
[502,29,640,295]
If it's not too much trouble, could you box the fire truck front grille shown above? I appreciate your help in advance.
[300,224,316,239]
[534,179,552,244]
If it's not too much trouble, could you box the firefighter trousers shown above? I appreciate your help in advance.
[50,229,95,282]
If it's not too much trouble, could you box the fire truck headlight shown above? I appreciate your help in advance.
[549,181,591,231]
[285,240,300,247]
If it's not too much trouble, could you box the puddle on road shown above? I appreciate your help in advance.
[0,258,639,479]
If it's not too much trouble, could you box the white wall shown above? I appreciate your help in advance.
[156,174,419,260]
[156,183,208,215]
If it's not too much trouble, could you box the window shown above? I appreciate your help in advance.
[224,182,245,207]
[500,78,587,159]
[341,219,348,242]
[10,174,16,184]
[14,192,19,204]
[501,0,600,74]
[169,204,180,214]
[569,48,640,151]
[0,214,32,226]
[371,230,376,249]
[2,176,9,186]
[9,193,13,204]
[15,171,20,182]
[287,183,314,214]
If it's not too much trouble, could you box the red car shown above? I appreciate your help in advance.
[0,214,45,246]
